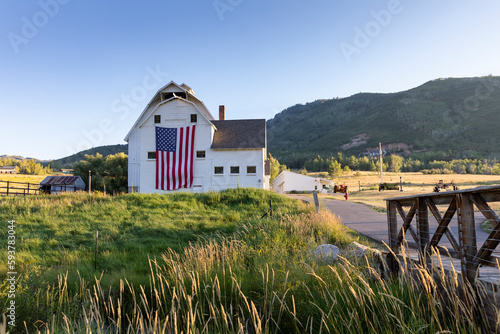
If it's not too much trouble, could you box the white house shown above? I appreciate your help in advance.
[124,81,270,193]
[272,171,334,194]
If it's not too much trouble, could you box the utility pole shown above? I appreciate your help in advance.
[379,143,383,184]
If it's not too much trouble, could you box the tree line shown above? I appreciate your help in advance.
[275,152,500,177]
[0,157,52,175]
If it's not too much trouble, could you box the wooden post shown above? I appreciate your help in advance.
[417,197,430,265]
[379,143,383,184]
[95,230,98,270]
[400,177,403,192]
[313,191,319,213]
[88,170,91,194]
[457,193,478,284]
[6,181,9,196]
[27,183,30,195]
[387,200,399,273]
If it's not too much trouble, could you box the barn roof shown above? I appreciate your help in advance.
[0,166,16,170]
[211,119,266,149]
[40,176,83,185]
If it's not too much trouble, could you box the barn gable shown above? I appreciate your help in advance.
[124,81,215,141]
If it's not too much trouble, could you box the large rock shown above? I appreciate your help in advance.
[345,242,381,258]
[309,244,340,263]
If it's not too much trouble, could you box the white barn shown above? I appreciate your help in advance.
[272,171,334,194]
[124,81,270,193]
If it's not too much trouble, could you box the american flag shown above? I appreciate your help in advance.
[156,125,196,190]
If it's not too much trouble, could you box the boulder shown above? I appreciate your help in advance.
[345,242,381,258]
[309,244,340,263]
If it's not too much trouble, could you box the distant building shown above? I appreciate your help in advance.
[39,176,86,194]
[0,166,16,174]
[272,171,334,194]
[61,169,74,175]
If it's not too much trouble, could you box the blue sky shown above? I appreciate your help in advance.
[1,0,500,160]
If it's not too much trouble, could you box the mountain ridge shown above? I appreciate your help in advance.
[267,76,500,160]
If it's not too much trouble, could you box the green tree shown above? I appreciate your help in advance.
[328,160,342,178]
[389,155,404,173]
[74,153,128,193]
[268,154,288,183]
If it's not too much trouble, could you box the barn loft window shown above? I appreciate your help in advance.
[162,92,187,101]
[230,166,240,175]
[196,151,206,159]
[148,152,156,160]
[247,166,257,174]
[154,115,161,124]
[190,114,197,123]
[214,166,224,175]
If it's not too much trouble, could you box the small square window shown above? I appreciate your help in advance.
[247,166,257,174]
[230,166,240,174]
[214,166,224,175]
[154,115,161,124]
[196,151,206,159]
[148,152,156,160]
[191,114,197,123]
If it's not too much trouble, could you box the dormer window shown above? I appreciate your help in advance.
[162,92,187,101]
[154,115,161,124]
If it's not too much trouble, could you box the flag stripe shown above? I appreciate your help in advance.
[155,125,195,191]
[190,125,195,187]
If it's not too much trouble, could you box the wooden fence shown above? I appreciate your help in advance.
[386,185,500,285]
[0,180,39,196]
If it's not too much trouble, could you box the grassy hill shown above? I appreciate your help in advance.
[267,76,500,160]
[50,144,128,168]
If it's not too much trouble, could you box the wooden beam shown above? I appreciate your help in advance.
[470,193,500,229]
[457,194,478,284]
[417,197,430,264]
[387,200,399,253]
[476,219,500,267]
[427,197,461,256]
[395,200,418,246]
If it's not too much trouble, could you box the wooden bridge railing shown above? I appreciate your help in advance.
[386,185,500,284]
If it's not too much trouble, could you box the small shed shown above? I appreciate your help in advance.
[0,166,16,174]
[272,171,334,194]
[39,176,86,194]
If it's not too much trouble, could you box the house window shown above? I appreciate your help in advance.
[214,166,224,175]
[247,166,257,174]
[196,151,206,159]
[230,166,240,174]
[148,152,156,160]
[154,115,161,124]
[190,114,197,123]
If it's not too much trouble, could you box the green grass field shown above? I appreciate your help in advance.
[0,188,498,333]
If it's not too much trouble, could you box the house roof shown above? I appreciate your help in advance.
[211,119,266,149]
[0,166,16,170]
[40,176,83,185]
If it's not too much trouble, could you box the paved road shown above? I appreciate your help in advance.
[287,194,491,251]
